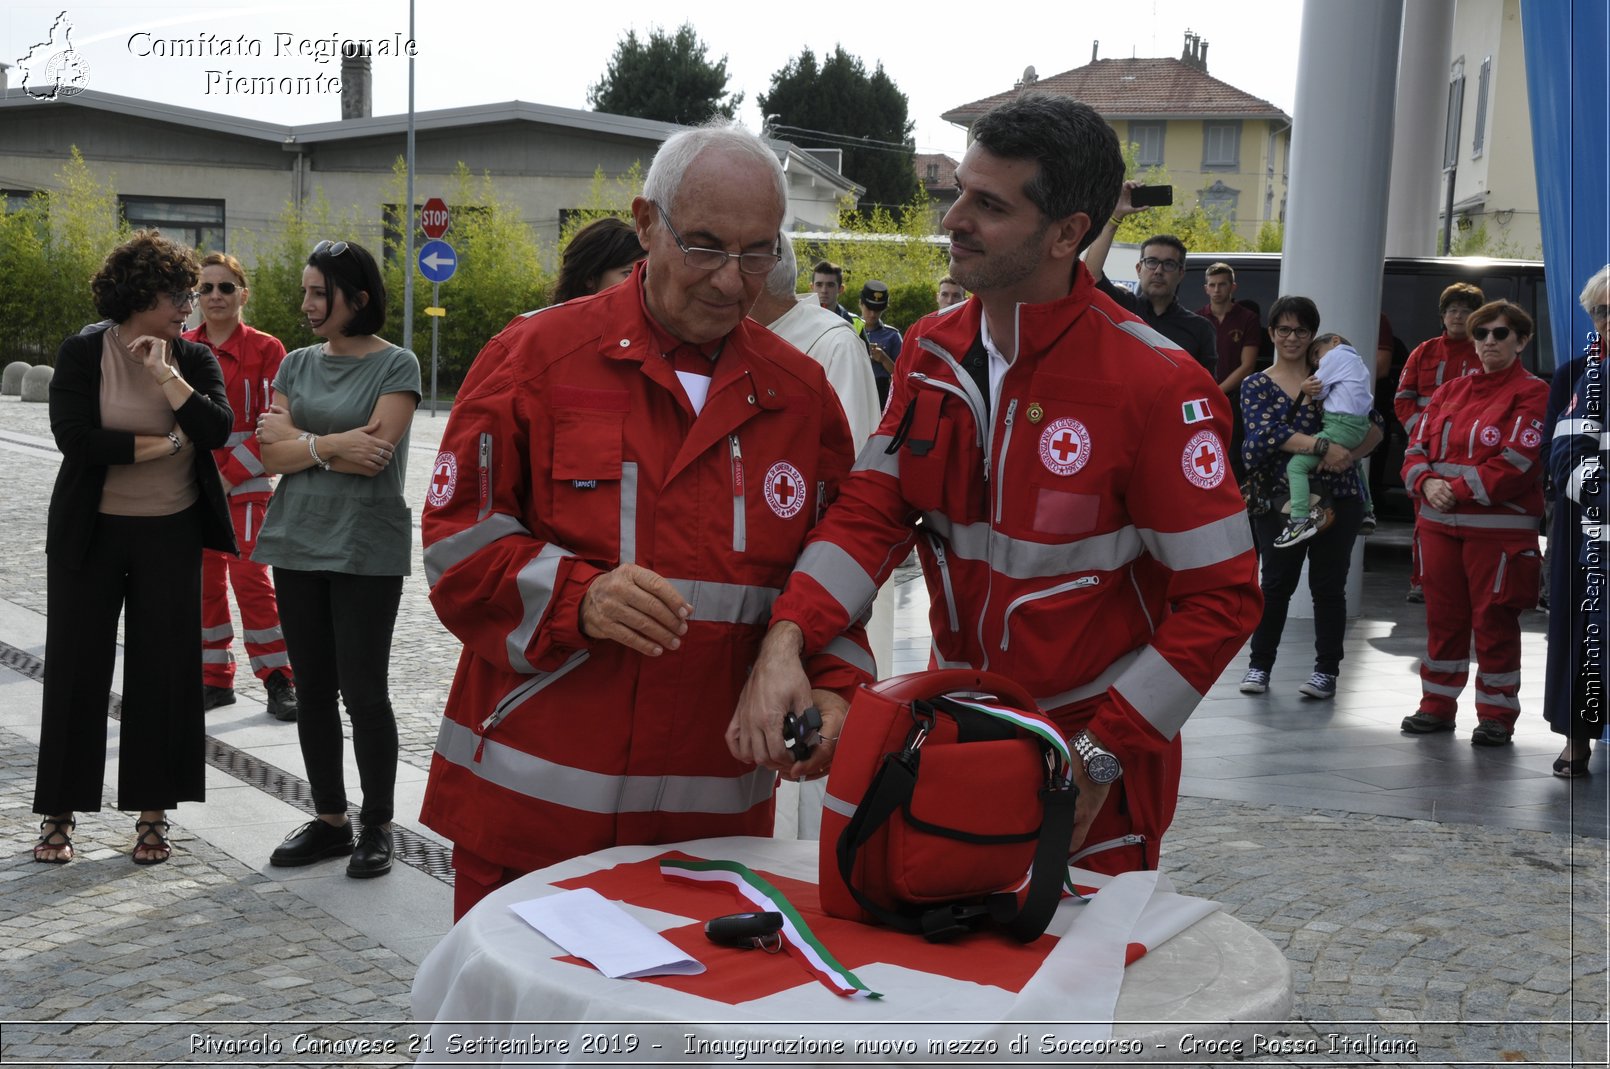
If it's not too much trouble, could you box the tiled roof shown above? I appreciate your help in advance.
[942,58,1290,125]
[914,152,958,191]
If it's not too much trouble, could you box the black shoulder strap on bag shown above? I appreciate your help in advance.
[834,729,1080,943]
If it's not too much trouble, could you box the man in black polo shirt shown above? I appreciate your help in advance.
[1082,184,1217,374]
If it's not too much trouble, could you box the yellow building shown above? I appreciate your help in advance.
[941,34,1291,245]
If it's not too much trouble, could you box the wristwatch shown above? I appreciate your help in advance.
[1072,730,1122,784]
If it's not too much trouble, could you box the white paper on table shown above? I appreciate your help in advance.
[507,888,706,979]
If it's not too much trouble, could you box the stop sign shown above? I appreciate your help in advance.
[420,198,450,239]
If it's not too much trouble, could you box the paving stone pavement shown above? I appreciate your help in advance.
[1,393,1606,1066]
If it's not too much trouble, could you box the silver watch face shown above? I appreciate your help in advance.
[1086,751,1122,784]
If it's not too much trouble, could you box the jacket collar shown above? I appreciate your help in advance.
[919,261,1098,362]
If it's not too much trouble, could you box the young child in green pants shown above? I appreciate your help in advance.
[1274,333,1372,548]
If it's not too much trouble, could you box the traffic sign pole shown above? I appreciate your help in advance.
[430,281,440,416]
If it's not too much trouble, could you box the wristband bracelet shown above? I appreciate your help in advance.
[1311,436,1332,457]
[301,431,331,471]
[166,431,182,455]
[158,372,177,385]
[1108,217,1122,230]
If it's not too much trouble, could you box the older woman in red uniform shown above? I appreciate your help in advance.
[1400,300,1548,745]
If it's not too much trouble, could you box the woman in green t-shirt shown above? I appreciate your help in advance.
[254,239,421,880]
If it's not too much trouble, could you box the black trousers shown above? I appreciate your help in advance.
[35,508,205,814]
[272,569,402,827]
[1248,497,1365,676]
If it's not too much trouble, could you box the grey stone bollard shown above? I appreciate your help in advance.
[20,364,54,402]
[1,361,29,396]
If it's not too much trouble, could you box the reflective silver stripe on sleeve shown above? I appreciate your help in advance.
[1474,690,1521,711]
[1114,319,1186,361]
[819,634,877,677]
[507,544,576,674]
[230,443,267,476]
[620,461,639,565]
[1034,647,1144,711]
[853,435,900,477]
[1417,506,1538,531]
[1110,645,1202,740]
[434,717,775,815]
[242,626,284,644]
[226,429,253,446]
[795,541,878,622]
[1568,458,1600,504]
[665,579,780,626]
[1555,418,1602,438]
[922,512,1144,579]
[1501,448,1532,473]
[1421,680,1466,699]
[1421,656,1470,674]
[1478,670,1521,687]
[202,624,234,642]
[1138,512,1253,572]
[232,477,273,496]
[248,652,291,671]
[1403,463,1433,487]
[424,513,532,587]
[1464,468,1492,506]
[1394,389,1416,402]
[1402,412,1420,435]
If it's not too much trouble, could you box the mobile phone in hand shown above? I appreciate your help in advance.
[1129,184,1174,209]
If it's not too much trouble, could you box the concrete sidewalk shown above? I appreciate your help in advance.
[0,393,1605,1066]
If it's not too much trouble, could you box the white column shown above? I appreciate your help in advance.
[1385,0,1456,257]
[1283,0,1405,619]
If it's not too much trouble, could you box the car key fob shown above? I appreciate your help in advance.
[704,911,784,948]
[781,705,822,761]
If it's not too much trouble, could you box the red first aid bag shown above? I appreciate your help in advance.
[818,670,1078,942]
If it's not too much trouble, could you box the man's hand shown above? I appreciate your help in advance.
[783,689,849,782]
[1422,476,1458,512]
[579,563,690,657]
[1320,441,1353,472]
[1112,179,1140,222]
[728,622,812,768]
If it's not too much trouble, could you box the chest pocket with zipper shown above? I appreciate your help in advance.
[895,388,985,522]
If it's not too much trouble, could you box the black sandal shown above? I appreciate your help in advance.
[33,816,75,864]
[133,819,171,866]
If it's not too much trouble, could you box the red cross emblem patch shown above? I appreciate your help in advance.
[1519,427,1542,449]
[763,460,806,519]
[427,451,457,507]
[1038,417,1091,476]
[1181,430,1226,489]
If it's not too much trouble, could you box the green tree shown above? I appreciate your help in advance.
[236,191,348,352]
[587,24,742,125]
[760,47,918,214]
[0,147,129,364]
[792,190,949,329]
[1110,160,1253,254]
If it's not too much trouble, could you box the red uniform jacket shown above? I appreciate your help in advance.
[1402,359,1548,539]
[419,269,870,873]
[182,321,286,509]
[770,263,1262,870]
[1395,334,1480,436]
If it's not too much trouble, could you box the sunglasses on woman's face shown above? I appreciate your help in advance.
[312,240,350,257]
[1470,326,1513,342]
[198,282,240,295]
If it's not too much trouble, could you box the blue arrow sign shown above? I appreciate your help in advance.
[418,239,458,283]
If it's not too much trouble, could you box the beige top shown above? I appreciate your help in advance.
[98,330,198,516]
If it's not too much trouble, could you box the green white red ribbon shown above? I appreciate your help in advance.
[660,857,881,999]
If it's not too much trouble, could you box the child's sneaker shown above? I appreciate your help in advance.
[1239,667,1270,694]
[1359,510,1377,535]
[1272,513,1323,549]
[1298,671,1337,699]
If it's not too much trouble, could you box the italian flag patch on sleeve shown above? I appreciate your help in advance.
[1182,398,1212,424]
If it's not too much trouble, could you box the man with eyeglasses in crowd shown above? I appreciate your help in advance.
[418,124,872,918]
[1082,181,1218,374]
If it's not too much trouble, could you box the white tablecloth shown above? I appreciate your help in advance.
[411,836,1290,1065]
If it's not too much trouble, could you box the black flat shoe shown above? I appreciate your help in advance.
[347,824,392,879]
[270,818,353,867]
[1553,752,1591,778]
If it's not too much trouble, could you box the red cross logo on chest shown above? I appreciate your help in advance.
[1038,417,1091,476]
[773,472,796,506]
[763,460,807,519]
[1049,430,1080,464]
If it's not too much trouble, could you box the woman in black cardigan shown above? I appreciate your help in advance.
[32,231,236,865]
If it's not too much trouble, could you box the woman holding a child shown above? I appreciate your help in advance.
[1399,300,1548,746]
[1238,296,1381,701]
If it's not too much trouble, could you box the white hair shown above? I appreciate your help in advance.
[643,122,787,216]
[764,231,799,299]
[1580,264,1610,313]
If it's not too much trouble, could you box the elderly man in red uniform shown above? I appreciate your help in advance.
[181,252,298,722]
[734,95,1262,877]
[419,125,871,918]
[1394,283,1485,602]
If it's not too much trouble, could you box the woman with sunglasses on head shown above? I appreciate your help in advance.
[180,252,299,723]
[254,239,421,878]
[1400,300,1548,746]
[32,230,236,866]
[1237,296,1383,702]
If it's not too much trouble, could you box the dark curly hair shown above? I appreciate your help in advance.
[91,230,200,322]
[554,218,645,304]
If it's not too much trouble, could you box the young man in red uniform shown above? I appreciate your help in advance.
[734,96,1262,877]
[1400,300,1547,745]
[419,127,871,918]
[1394,283,1485,601]
[182,253,298,721]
